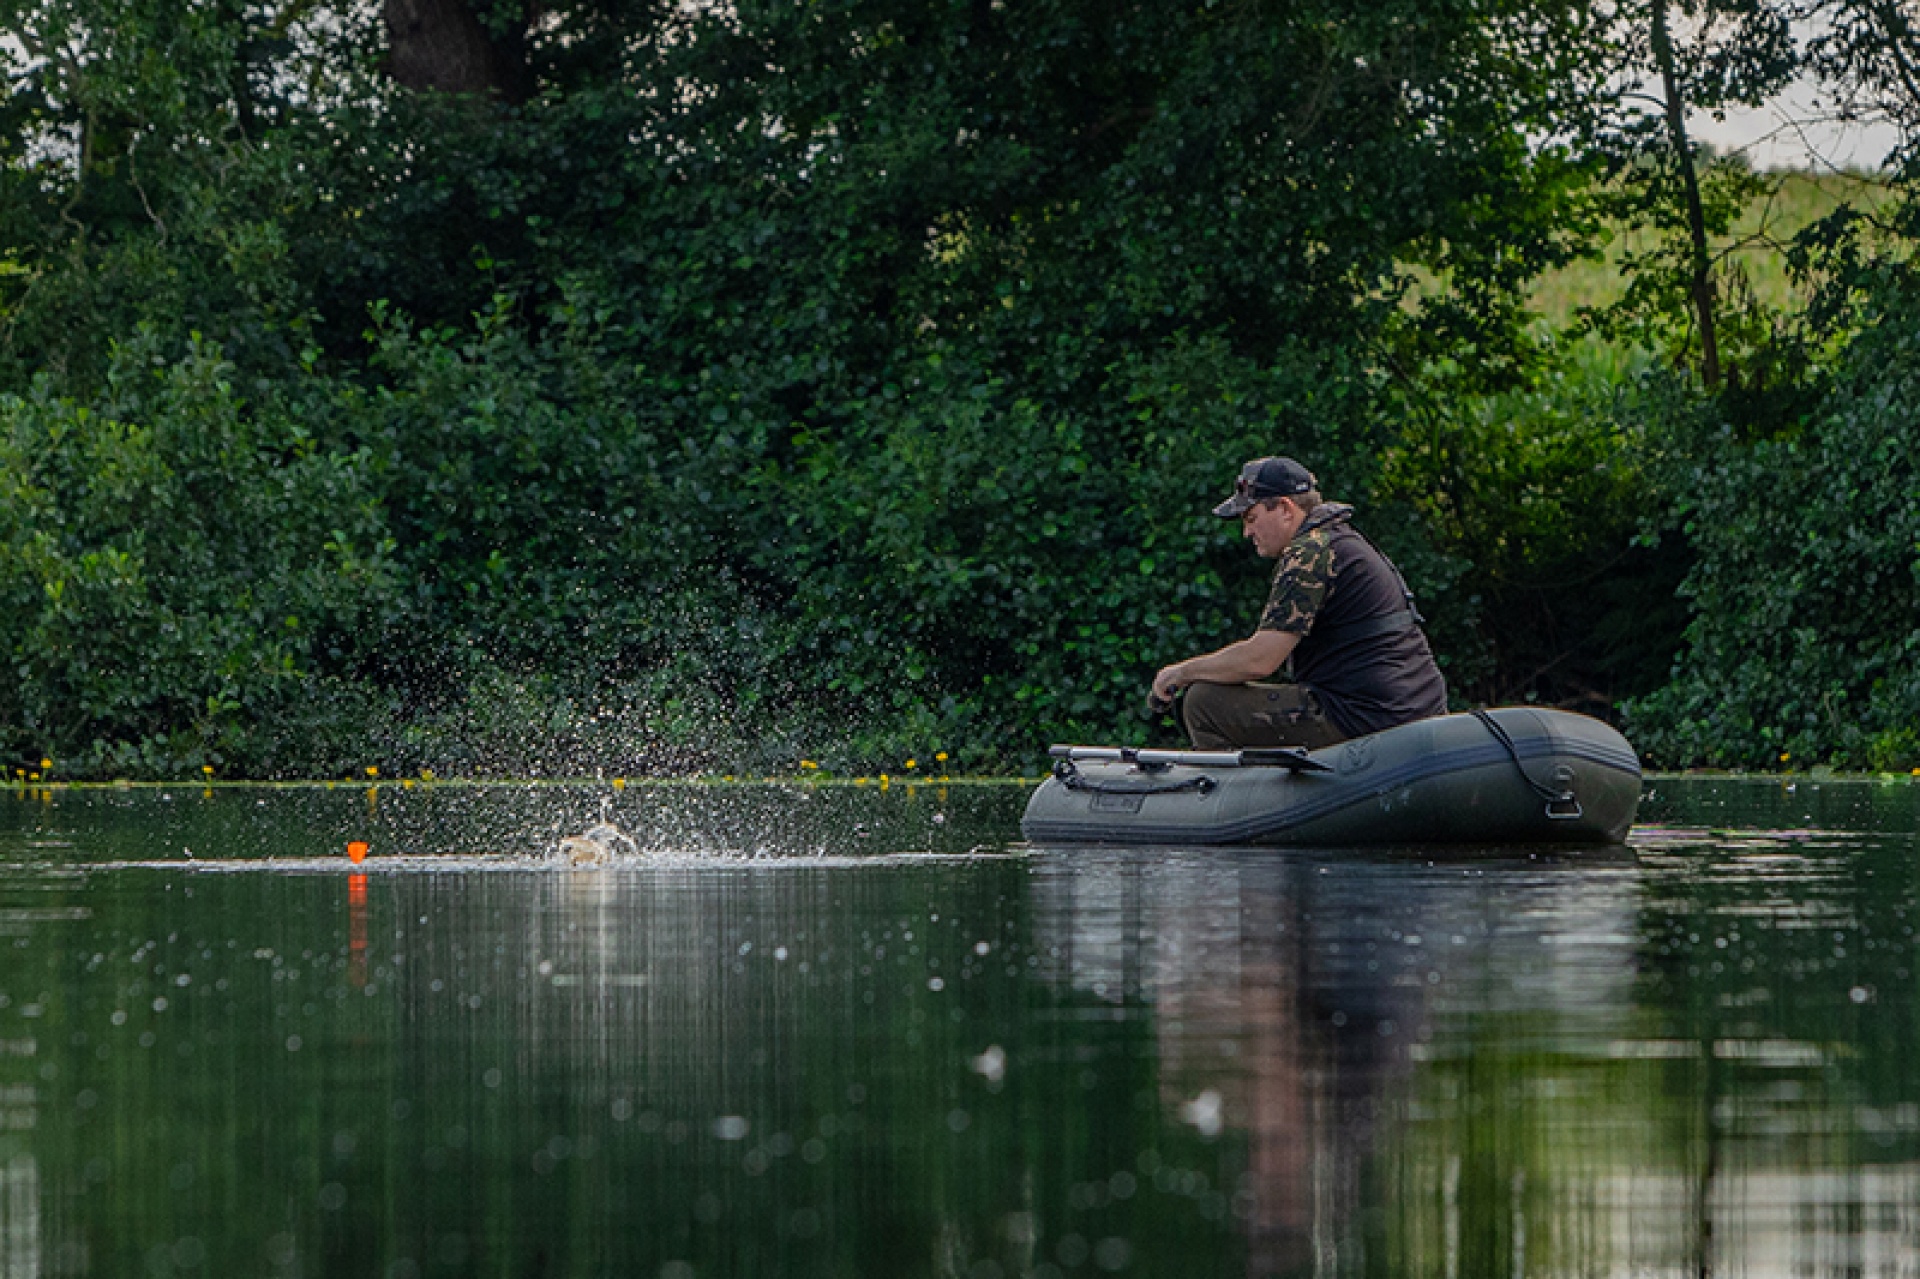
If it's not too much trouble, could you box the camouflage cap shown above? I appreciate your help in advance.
[1212,456,1316,518]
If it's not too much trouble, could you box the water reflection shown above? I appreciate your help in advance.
[3,781,1920,1276]
[1027,848,1650,1276]
[0,777,1018,864]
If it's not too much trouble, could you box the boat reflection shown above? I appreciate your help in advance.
[1024,845,1684,1276]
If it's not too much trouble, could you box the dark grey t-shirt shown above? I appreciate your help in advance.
[1257,504,1449,736]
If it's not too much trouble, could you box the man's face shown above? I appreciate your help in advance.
[1241,498,1298,559]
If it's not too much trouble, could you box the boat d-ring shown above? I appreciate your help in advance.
[1544,763,1583,820]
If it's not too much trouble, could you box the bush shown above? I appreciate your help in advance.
[1626,286,1920,769]
[1378,337,1693,713]
[0,336,401,775]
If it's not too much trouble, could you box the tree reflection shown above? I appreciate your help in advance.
[1027,848,1652,1277]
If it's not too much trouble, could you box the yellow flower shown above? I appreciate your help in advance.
[39,758,51,770]
[1779,752,1791,763]
[612,777,626,789]
[402,778,415,790]
[935,752,948,763]
[905,758,917,770]
[800,760,819,770]
[365,766,379,778]
[420,768,435,782]
[202,765,214,777]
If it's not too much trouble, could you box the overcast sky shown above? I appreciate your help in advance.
[1689,80,1903,171]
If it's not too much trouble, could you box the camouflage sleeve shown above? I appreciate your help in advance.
[1258,527,1336,635]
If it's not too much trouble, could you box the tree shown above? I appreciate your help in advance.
[383,0,531,102]
[1581,0,1798,385]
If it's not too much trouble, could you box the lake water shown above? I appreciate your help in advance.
[2,776,1918,1278]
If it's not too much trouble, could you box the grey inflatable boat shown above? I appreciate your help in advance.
[1021,707,1641,847]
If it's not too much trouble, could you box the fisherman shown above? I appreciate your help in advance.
[1150,456,1448,750]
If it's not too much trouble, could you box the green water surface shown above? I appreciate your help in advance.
[3,777,1919,1277]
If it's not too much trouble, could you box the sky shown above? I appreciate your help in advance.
[1689,81,1904,172]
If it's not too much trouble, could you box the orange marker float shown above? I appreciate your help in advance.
[347,872,369,987]
[347,840,369,864]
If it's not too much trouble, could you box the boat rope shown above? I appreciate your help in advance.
[1051,758,1217,797]
[1469,709,1582,820]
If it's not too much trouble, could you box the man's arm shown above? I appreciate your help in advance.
[1152,629,1299,705]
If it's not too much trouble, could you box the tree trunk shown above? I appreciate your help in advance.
[383,0,530,103]
[1650,0,1721,386]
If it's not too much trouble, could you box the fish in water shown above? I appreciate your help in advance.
[554,822,639,864]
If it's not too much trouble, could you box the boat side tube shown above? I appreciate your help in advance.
[1021,707,1642,848]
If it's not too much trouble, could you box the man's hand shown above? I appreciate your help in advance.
[1150,663,1186,711]
[1150,631,1300,713]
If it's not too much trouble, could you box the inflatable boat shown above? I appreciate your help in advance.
[1021,707,1640,847]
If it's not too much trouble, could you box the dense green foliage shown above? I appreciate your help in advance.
[1,0,1917,776]
[1627,277,1920,770]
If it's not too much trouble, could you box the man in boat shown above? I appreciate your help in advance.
[1150,456,1448,750]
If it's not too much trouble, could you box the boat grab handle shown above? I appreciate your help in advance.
[1469,709,1583,820]
[1052,758,1217,797]
[1047,745,1330,773]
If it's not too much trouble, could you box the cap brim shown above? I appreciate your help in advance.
[1212,495,1253,518]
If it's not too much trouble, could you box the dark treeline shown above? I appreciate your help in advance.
[0,0,1916,778]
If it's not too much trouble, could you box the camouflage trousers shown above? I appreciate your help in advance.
[1179,681,1349,752]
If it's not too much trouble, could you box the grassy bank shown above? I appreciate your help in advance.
[1529,169,1900,320]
